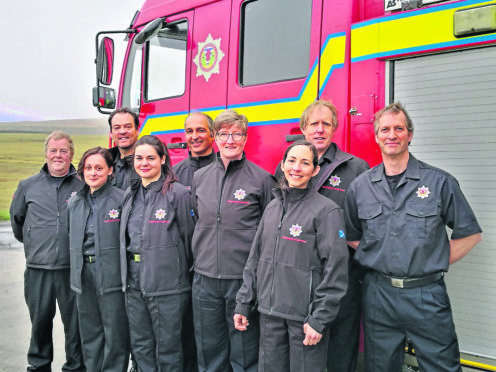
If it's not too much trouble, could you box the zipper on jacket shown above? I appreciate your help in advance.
[216,167,230,278]
[140,189,151,295]
[269,201,287,315]
[92,197,104,296]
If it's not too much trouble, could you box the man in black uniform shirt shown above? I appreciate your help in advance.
[345,102,482,372]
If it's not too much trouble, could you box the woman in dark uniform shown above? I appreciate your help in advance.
[67,146,130,372]
[121,135,195,372]
[234,140,349,372]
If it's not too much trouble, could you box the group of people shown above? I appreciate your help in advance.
[10,100,481,372]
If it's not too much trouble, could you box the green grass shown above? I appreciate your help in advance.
[0,133,108,220]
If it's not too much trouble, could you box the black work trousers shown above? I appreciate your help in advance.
[192,274,259,372]
[77,263,130,372]
[126,287,189,372]
[362,271,461,372]
[24,268,85,372]
[259,313,329,372]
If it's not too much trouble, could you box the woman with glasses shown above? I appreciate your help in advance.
[67,146,130,372]
[190,109,276,371]
[120,135,195,371]
[234,140,349,372]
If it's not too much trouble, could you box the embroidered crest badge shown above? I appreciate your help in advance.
[416,185,430,199]
[193,34,225,82]
[155,209,166,220]
[234,189,246,201]
[329,175,341,187]
[289,224,303,238]
[108,209,119,219]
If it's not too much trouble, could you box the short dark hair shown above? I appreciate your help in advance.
[77,146,113,182]
[134,135,178,193]
[108,107,140,130]
[374,102,414,134]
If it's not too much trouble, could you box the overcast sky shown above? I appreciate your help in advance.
[0,0,143,122]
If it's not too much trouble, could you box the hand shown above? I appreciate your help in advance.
[303,323,322,346]
[233,313,249,331]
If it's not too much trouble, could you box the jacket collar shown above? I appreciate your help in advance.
[78,181,113,199]
[319,143,354,166]
[273,185,312,202]
[215,152,247,171]
[41,163,77,179]
[109,146,133,167]
[189,150,216,167]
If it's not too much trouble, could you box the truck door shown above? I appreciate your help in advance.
[134,11,194,163]
[189,1,231,120]
[226,0,323,172]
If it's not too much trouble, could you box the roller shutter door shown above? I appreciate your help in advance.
[392,46,496,359]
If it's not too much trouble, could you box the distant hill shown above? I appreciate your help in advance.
[0,118,109,135]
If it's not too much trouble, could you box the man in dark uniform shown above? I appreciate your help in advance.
[173,112,216,188]
[173,112,216,372]
[10,131,85,372]
[108,107,139,372]
[108,107,140,190]
[344,102,482,372]
[276,100,369,372]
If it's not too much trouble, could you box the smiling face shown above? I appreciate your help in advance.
[185,114,214,157]
[110,113,139,156]
[134,144,165,186]
[281,145,320,189]
[83,154,113,193]
[375,111,413,160]
[215,123,247,164]
[301,105,336,158]
[45,138,73,177]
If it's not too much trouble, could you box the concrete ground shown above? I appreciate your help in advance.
[0,221,65,371]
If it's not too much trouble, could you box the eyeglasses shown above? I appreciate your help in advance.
[216,132,246,142]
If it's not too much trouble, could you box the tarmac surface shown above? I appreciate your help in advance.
[0,221,65,371]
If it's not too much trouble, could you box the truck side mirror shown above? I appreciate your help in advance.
[92,86,116,109]
[96,37,114,85]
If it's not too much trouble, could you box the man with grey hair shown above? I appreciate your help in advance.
[10,131,85,371]
[191,109,276,372]
[173,111,217,372]
[345,102,482,371]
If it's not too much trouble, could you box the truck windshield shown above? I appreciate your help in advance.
[121,37,143,111]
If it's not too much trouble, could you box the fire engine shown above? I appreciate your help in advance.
[93,0,496,369]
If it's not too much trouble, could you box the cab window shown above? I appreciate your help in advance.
[240,0,312,86]
[145,21,188,101]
